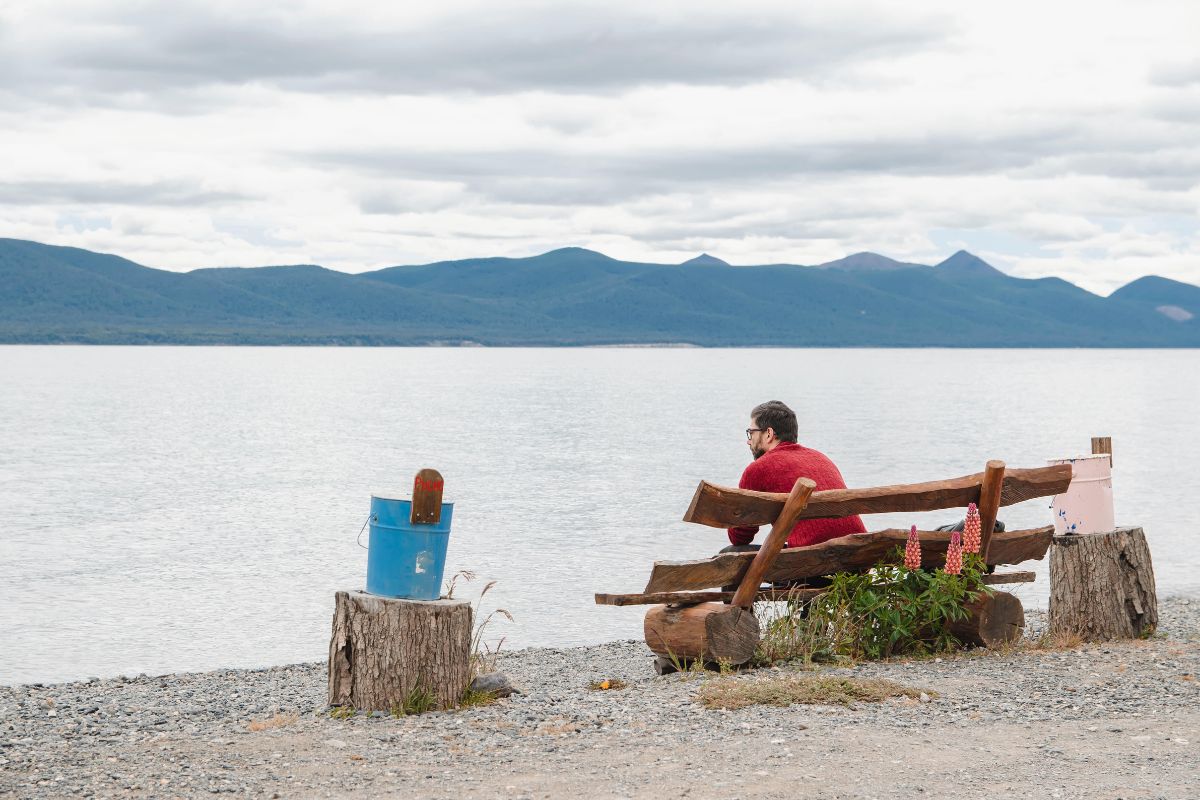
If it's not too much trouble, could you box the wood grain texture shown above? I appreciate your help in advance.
[643,603,759,665]
[1048,527,1157,640]
[683,464,1072,529]
[977,460,1006,561]
[596,571,1032,606]
[1091,436,1113,467]
[730,478,815,608]
[948,591,1025,647]
[327,591,471,712]
[596,588,827,607]
[410,468,444,525]
[644,526,1054,593]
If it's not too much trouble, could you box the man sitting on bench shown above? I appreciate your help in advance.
[724,400,867,555]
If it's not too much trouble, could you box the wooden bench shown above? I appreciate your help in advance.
[596,460,1072,667]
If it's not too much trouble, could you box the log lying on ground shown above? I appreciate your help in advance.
[949,591,1025,648]
[644,526,1053,593]
[683,464,1071,528]
[1049,527,1158,640]
[596,572,1035,607]
[643,603,759,665]
[642,590,1024,656]
[328,591,472,712]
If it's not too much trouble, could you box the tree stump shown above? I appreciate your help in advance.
[1049,526,1157,641]
[328,591,472,712]
[643,602,760,666]
[949,591,1025,647]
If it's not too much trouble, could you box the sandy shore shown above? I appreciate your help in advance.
[3,598,1198,799]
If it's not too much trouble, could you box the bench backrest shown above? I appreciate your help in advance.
[644,461,1071,594]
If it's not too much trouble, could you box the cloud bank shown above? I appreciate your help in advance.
[1,0,1197,294]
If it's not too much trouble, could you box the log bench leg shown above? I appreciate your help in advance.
[644,603,760,666]
[950,591,1025,647]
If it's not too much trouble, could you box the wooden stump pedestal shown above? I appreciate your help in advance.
[1049,526,1157,641]
[328,591,472,712]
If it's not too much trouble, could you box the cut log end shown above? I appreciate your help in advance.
[644,603,760,666]
[960,591,1025,648]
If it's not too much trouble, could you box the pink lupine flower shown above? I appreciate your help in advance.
[963,502,982,554]
[945,530,963,575]
[904,525,922,570]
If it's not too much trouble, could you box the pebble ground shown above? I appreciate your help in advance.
[3,598,1198,799]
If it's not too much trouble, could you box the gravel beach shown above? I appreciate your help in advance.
[3,597,1198,800]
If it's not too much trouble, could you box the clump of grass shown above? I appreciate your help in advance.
[444,572,517,711]
[448,571,514,679]
[443,569,477,599]
[754,590,850,666]
[247,712,299,731]
[587,678,629,691]
[459,687,500,708]
[696,674,934,711]
[390,684,438,717]
[328,705,356,720]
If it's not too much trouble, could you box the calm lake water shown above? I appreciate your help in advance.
[1,346,1197,685]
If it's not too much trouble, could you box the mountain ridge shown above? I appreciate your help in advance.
[1,237,1196,346]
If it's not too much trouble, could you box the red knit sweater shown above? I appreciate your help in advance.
[728,441,867,548]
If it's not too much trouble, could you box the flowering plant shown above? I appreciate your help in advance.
[800,545,992,660]
[963,503,982,554]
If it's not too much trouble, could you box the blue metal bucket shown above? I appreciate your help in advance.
[365,495,453,600]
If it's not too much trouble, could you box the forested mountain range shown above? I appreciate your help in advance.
[1,238,1197,346]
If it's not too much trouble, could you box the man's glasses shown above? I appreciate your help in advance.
[745,428,763,439]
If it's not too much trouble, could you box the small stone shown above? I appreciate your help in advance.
[325,739,348,749]
[919,693,931,703]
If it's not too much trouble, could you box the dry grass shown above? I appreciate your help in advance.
[587,678,629,691]
[696,674,934,711]
[1032,630,1086,651]
[247,712,299,731]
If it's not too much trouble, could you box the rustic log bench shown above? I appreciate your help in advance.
[595,460,1073,668]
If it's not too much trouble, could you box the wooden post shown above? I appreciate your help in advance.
[977,460,1006,561]
[1091,436,1113,467]
[328,591,472,712]
[1049,527,1157,640]
[730,479,817,608]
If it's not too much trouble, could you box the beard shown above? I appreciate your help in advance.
[750,444,766,460]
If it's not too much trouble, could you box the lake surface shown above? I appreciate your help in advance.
[1,346,1196,685]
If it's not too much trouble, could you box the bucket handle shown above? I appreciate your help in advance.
[355,514,375,550]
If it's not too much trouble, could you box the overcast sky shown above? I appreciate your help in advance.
[1,0,1197,293]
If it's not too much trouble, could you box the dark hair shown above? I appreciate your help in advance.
[751,400,798,443]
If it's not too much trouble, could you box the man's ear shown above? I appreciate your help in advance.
[765,427,776,442]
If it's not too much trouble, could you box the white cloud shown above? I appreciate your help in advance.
[0,0,1198,293]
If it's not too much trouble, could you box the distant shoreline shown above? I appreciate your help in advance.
[2,340,1199,349]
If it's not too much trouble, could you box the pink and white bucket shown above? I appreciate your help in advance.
[1048,453,1115,535]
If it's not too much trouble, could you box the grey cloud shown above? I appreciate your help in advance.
[327,126,1085,208]
[0,179,250,207]
[1020,149,1200,192]
[1150,60,1200,87]
[6,5,949,103]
